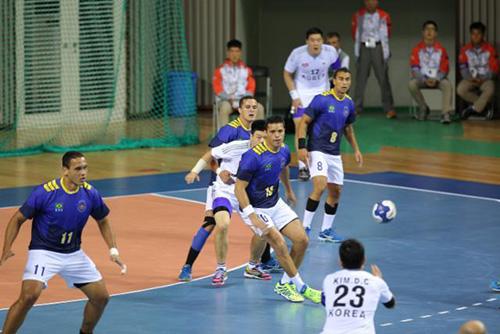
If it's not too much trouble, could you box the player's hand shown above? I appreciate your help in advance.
[371,264,383,278]
[249,214,272,236]
[286,190,297,207]
[219,170,235,185]
[0,250,15,266]
[354,150,363,167]
[297,148,309,166]
[292,98,302,110]
[185,172,200,184]
[110,250,127,275]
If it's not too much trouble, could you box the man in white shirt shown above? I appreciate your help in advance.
[321,239,395,334]
[283,27,340,180]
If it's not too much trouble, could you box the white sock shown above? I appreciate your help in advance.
[216,263,226,271]
[321,213,336,231]
[298,160,306,169]
[303,210,316,229]
[248,261,257,270]
[280,272,291,284]
[290,273,306,292]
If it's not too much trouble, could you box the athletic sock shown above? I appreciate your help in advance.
[321,203,338,231]
[303,198,320,229]
[298,160,306,169]
[280,272,291,285]
[290,273,306,292]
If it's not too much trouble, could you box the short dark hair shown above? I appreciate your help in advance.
[422,20,438,31]
[226,39,242,49]
[251,120,266,133]
[239,95,256,108]
[339,239,365,269]
[62,151,85,168]
[306,27,323,39]
[333,67,351,79]
[470,21,486,34]
[326,32,341,39]
[265,115,285,128]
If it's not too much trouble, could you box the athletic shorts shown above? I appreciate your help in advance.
[23,249,102,288]
[309,151,344,185]
[205,185,214,211]
[212,182,239,216]
[291,90,322,119]
[241,198,298,237]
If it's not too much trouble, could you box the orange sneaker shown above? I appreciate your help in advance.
[386,110,397,119]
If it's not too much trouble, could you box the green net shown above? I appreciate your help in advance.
[0,0,198,157]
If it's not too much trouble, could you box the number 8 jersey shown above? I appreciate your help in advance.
[321,269,393,334]
[20,178,110,254]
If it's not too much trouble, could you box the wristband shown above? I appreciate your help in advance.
[110,247,119,257]
[242,205,255,217]
[298,138,307,149]
[216,167,222,175]
[191,159,208,174]
[289,90,300,100]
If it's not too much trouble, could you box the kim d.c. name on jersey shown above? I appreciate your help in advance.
[236,142,291,209]
[20,178,110,254]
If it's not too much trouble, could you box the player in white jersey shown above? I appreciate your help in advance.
[321,239,395,334]
[284,27,340,180]
[185,120,272,286]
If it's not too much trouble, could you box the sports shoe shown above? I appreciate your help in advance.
[298,168,310,181]
[300,285,322,304]
[461,106,475,120]
[178,264,192,282]
[304,226,311,237]
[417,107,430,121]
[318,228,344,243]
[261,257,284,273]
[386,110,397,119]
[440,112,451,124]
[485,106,494,120]
[274,282,304,302]
[211,268,228,286]
[244,265,272,280]
[490,280,500,292]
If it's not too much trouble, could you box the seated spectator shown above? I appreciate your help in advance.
[326,32,350,69]
[212,39,264,128]
[458,320,487,334]
[458,22,499,120]
[408,20,453,124]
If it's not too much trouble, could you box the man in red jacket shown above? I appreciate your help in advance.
[409,21,453,124]
[458,22,499,120]
[213,39,264,128]
[352,0,396,119]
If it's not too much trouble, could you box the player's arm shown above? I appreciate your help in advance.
[0,210,27,265]
[297,114,313,166]
[280,167,296,206]
[96,216,127,274]
[371,264,395,309]
[235,179,271,234]
[185,150,215,184]
[344,124,363,167]
[283,70,302,110]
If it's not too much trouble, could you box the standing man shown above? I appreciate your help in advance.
[352,0,396,119]
[1,151,125,334]
[298,68,362,242]
[235,116,322,303]
[213,39,265,128]
[326,32,350,69]
[409,20,453,124]
[320,239,395,334]
[458,22,499,120]
[284,27,340,180]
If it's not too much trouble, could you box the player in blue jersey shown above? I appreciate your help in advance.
[235,115,322,303]
[0,151,125,334]
[297,68,363,243]
[178,97,280,281]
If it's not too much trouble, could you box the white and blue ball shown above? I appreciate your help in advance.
[372,200,397,223]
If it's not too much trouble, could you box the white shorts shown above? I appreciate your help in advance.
[23,249,102,288]
[241,198,299,237]
[205,185,214,211]
[309,151,344,185]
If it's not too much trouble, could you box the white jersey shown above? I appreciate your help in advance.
[211,139,251,187]
[321,269,393,334]
[284,44,339,106]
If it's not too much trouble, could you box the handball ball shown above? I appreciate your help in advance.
[372,200,397,223]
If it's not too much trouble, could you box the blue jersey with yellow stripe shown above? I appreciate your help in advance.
[305,90,356,155]
[236,142,291,208]
[208,118,251,148]
[20,178,110,253]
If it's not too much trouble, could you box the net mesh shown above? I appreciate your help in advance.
[0,0,198,157]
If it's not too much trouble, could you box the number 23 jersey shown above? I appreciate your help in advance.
[20,178,110,254]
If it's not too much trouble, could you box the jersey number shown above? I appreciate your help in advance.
[60,232,73,245]
[34,264,46,276]
[333,285,366,308]
[330,131,338,143]
[265,186,274,197]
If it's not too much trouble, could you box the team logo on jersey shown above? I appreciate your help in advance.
[328,105,335,113]
[264,163,272,171]
[55,203,63,212]
[77,200,87,213]
[301,62,309,68]
[343,106,349,117]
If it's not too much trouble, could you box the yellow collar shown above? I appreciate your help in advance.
[331,89,346,101]
[264,141,279,153]
[60,178,80,195]
[237,118,251,131]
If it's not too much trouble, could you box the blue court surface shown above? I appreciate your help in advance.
[1,171,499,333]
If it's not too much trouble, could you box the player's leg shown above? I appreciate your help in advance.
[218,101,234,127]
[292,112,309,180]
[211,197,233,286]
[303,151,328,234]
[2,280,44,334]
[319,154,344,242]
[260,243,283,273]
[371,44,395,117]
[78,280,110,334]
[280,219,308,269]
